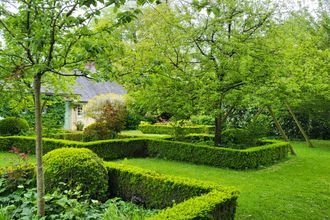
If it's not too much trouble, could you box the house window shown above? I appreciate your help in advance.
[77,106,83,116]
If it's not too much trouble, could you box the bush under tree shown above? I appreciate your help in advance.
[0,117,29,136]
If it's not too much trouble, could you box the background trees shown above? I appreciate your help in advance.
[102,0,329,145]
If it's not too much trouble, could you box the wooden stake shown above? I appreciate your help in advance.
[285,102,315,148]
[267,106,296,156]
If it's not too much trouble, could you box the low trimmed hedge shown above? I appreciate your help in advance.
[0,136,148,161]
[48,131,170,142]
[139,124,214,135]
[1,161,238,219]
[48,132,84,142]
[106,162,238,219]
[0,136,289,169]
[147,139,290,169]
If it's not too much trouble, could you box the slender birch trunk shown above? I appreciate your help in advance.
[34,74,45,216]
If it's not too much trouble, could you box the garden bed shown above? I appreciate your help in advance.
[0,160,238,219]
[0,136,290,169]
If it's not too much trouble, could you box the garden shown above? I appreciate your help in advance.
[0,0,329,219]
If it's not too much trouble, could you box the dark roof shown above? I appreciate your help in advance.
[73,77,126,102]
[41,77,127,102]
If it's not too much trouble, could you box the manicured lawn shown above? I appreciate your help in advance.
[116,140,330,220]
[120,130,171,138]
[0,152,35,168]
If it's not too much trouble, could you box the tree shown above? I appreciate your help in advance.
[0,0,145,216]
[110,1,277,146]
[251,10,330,147]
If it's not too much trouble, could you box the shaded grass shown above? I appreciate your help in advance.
[0,152,35,168]
[116,140,330,220]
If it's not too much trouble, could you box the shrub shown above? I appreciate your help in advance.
[49,132,84,142]
[190,115,214,125]
[83,122,116,141]
[75,121,84,131]
[106,162,238,219]
[125,112,143,130]
[0,136,149,161]
[43,148,108,201]
[0,117,29,136]
[0,136,289,169]
[147,139,290,169]
[0,163,35,195]
[139,123,214,135]
[84,94,127,139]
[222,128,252,149]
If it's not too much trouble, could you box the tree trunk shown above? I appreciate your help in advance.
[214,114,222,147]
[267,106,296,156]
[34,74,45,216]
[285,102,314,148]
[252,107,265,122]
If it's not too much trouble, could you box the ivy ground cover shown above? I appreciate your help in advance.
[116,140,330,220]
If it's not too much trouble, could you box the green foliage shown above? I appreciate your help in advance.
[147,139,290,169]
[83,122,117,141]
[0,136,289,169]
[172,133,214,146]
[119,140,330,220]
[48,132,85,142]
[84,94,127,137]
[0,136,149,161]
[125,112,144,130]
[222,128,251,149]
[0,208,9,220]
[103,198,158,220]
[0,118,29,136]
[0,181,152,220]
[0,164,35,196]
[139,123,214,135]
[43,148,108,201]
[75,121,85,131]
[0,96,66,134]
[190,115,214,126]
[106,162,238,219]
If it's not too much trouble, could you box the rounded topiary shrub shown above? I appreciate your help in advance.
[0,117,29,136]
[43,148,108,201]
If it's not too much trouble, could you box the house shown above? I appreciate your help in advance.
[64,77,127,130]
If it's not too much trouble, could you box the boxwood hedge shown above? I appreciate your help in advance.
[106,162,238,219]
[0,136,148,160]
[0,136,289,169]
[147,139,290,169]
[1,161,238,219]
[139,124,214,135]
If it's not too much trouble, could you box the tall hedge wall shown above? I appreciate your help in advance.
[0,136,289,169]
[139,124,214,135]
[106,162,238,219]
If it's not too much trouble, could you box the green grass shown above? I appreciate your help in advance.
[116,140,330,220]
[119,130,171,138]
[0,152,35,168]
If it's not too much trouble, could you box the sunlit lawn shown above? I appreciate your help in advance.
[1,139,329,219]
[116,140,330,220]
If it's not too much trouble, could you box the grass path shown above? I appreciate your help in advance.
[116,140,330,220]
